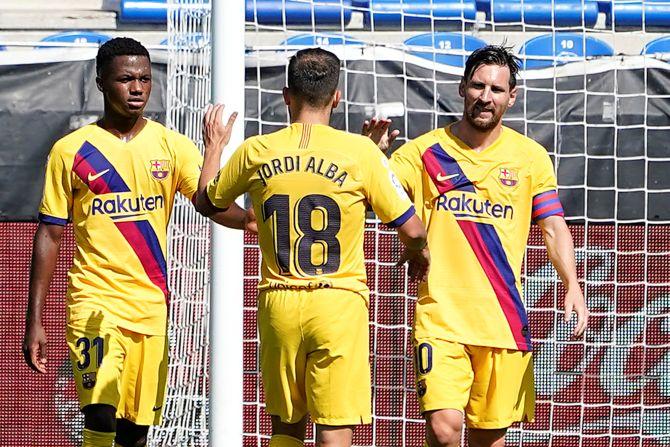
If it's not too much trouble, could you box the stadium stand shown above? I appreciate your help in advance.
[404,31,486,66]
[365,0,478,29]
[281,33,365,46]
[246,0,354,26]
[519,32,614,69]
[6,0,670,32]
[39,31,111,45]
[0,0,117,30]
[599,0,670,28]
[119,0,169,24]
[121,0,355,26]
[484,0,600,26]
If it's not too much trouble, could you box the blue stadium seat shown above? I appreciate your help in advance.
[643,35,670,55]
[281,33,364,46]
[490,0,599,27]
[519,33,613,69]
[600,0,670,27]
[247,1,353,26]
[120,0,168,23]
[121,0,353,26]
[366,0,477,28]
[40,32,112,46]
[404,32,486,67]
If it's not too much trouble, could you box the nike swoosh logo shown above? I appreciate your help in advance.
[436,172,459,182]
[87,169,110,182]
[152,405,162,411]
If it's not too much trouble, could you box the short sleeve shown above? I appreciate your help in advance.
[389,140,423,202]
[174,135,203,200]
[206,141,254,209]
[361,143,415,227]
[530,149,564,221]
[38,143,73,225]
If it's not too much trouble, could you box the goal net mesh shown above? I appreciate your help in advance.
[161,1,670,446]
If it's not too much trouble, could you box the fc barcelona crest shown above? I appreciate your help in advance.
[150,159,170,181]
[499,168,518,187]
[82,372,97,389]
[417,379,427,397]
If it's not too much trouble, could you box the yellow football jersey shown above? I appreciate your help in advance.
[207,123,414,300]
[39,119,202,335]
[391,125,563,351]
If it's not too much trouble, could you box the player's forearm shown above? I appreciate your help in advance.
[27,223,63,326]
[397,214,428,251]
[541,217,580,290]
[208,202,247,230]
[198,144,223,199]
[194,144,225,216]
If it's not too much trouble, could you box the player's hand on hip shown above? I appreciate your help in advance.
[397,246,430,282]
[22,322,48,373]
[202,103,238,153]
[361,117,400,155]
[244,206,258,233]
[564,287,589,337]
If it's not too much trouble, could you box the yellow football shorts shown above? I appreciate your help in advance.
[414,338,535,429]
[257,288,372,426]
[66,314,168,426]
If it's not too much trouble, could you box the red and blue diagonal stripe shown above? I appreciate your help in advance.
[70,140,168,300]
[457,220,532,351]
[114,220,168,297]
[421,143,475,194]
[532,190,564,221]
[72,141,130,194]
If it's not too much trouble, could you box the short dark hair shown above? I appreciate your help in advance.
[287,48,341,107]
[463,45,520,89]
[96,37,150,77]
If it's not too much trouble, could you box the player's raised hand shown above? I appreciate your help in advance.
[397,245,430,282]
[362,117,400,154]
[22,323,48,373]
[564,287,589,337]
[202,103,238,153]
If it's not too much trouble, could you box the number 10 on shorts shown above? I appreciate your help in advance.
[415,342,433,375]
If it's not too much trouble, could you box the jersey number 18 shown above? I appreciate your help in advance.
[263,193,341,276]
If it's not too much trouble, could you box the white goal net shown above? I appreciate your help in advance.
[162,1,670,446]
[153,1,213,445]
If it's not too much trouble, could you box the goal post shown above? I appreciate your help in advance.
[210,0,246,445]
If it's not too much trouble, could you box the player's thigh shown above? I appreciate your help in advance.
[257,290,309,424]
[413,338,473,415]
[465,346,535,429]
[66,314,126,411]
[302,289,371,426]
[117,329,168,426]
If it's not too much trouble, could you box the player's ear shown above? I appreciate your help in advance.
[508,85,518,107]
[331,90,341,109]
[95,76,104,93]
[458,79,465,98]
[282,87,291,106]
